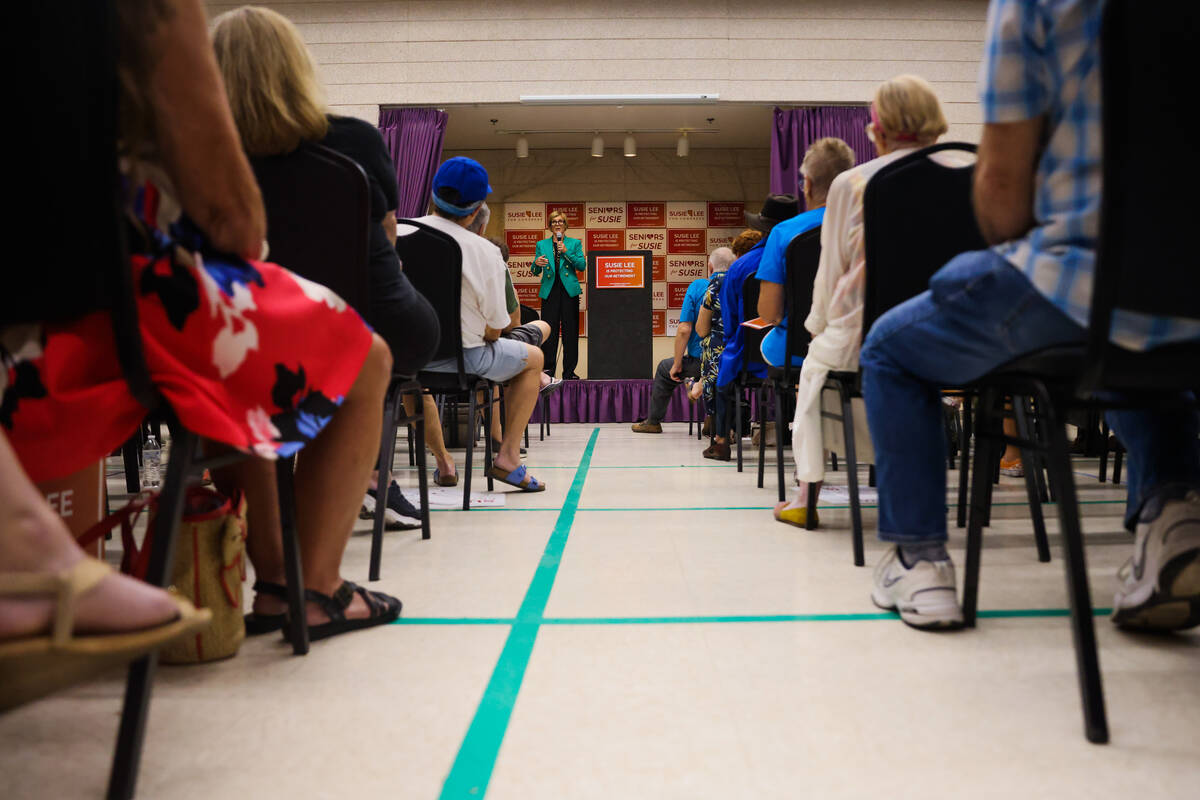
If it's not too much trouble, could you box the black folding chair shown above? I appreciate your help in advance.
[960,0,1200,744]
[762,227,821,503]
[397,218,496,511]
[251,143,429,582]
[732,275,768,475]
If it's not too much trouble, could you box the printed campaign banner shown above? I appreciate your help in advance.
[595,255,644,290]
[506,229,541,256]
[586,229,625,252]
[625,228,667,256]
[706,227,743,254]
[665,309,683,336]
[652,281,667,310]
[508,256,538,284]
[626,202,666,228]
[668,228,707,255]
[585,202,626,229]
[546,202,585,228]
[707,201,745,228]
[665,201,707,229]
[505,203,545,230]
[514,284,541,307]
[666,254,707,282]
[667,282,692,309]
[652,310,666,336]
[652,255,666,282]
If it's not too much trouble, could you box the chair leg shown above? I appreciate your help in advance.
[1013,395,1051,563]
[414,406,431,541]
[957,397,972,529]
[1098,419,1110,483]
[729,388,739,472]
[121,436,140,494]
[370,385,400,582]
[1112,443,1123,486]
[463,392,475,511]
[804,482,818,530]
[1037,388,1109,744]
[775,384,786,502]
[408,423,415,466]
[484,384,495,492]
[830,451,838,471]
[962,388,999,628]
[757,386,767,490]
[276,457,308,655]
[868,464,876,488]
[839,385,864,567]
[107,429,200,800]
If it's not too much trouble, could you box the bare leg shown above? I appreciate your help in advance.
[0,432,178,640]
[1002,416,1021,464]
[404,394,454,478]
[210,457,284,615]
[779,480,823,512]
[492,345,544,474]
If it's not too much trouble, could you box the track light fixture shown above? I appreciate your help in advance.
[516,136,529,158]
[623,134,637,158]
[676,132,689,157]
[591,134,604,157]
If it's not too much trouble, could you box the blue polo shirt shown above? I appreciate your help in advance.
[679,277,708,358]
[755,207,825,366]
[716,239,768,388]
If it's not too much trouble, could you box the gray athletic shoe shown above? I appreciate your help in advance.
[871,546,964,630]
[1112,490,1200,632]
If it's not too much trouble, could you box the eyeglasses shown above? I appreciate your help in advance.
[550,219,566,226]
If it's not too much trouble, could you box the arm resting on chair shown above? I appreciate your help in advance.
[758,280,784,325]
[973,117,1044,246]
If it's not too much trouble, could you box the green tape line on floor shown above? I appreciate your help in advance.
[438,427,600,800]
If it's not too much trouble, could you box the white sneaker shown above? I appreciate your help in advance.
[1112,490,1200,632]
[871,546,964,630]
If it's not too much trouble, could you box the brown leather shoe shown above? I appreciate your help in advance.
[631,421,662,433]
[702,441,731,461]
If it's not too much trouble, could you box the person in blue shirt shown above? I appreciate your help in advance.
[632,249,732,433]
[756,138,855,368]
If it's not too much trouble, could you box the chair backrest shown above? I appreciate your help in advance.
[519,303,540,325]
[861,143,983,339]
[251,144,371,314]
[781,226,822,383]
[395,218,469,386]
[1089,0,1200,387]
[11,1,153,408]
[741,274,766,367]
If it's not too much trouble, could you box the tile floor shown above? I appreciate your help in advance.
[2,423,1198,799]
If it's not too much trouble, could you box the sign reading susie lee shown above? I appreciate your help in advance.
[595,255,645,290]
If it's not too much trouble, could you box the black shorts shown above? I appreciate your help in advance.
[502,321,544,346]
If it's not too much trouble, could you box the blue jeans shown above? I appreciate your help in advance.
[859,249,1200,544]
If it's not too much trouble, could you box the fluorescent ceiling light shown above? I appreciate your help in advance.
[520,93,719,105]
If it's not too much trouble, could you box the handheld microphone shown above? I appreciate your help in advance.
[554,230,563,267]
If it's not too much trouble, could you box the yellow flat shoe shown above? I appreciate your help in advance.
[773,502,819,529]
[0,558,211,712]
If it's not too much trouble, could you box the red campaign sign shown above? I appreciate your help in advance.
[514,284,541,307]
[651,310,666,336]
[546,202,585,229]
[586,229,625,251]
[626,202,666,228]
[505,229,541,256]
[668,229,706,255]
[707,201,745,228]
[578,310,587,337]
[652,256,666,282]
[667,282,692,309]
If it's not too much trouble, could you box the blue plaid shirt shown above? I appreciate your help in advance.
[979,0,1200,350]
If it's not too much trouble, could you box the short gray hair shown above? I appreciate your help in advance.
[466,202,491,235]
[708,246,735,272]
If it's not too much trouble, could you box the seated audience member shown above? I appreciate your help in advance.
[211,6,437,530]
[710,197,800,448]
[860,1,1199,631]
[772,75,955,531]
[689,245,740,459]
[632,248,732,434]
[414,158,548,492]
[756,137,855,369]
[4,0,400,644]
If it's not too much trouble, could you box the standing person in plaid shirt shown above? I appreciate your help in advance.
[859,0,1200,631]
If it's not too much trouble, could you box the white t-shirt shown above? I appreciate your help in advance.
[410,214,510,348]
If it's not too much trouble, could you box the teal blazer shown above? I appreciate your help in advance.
[530,236,585,298]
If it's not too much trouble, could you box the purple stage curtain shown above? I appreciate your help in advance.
[529,379,763,424]
[378,108,448,218]
[770,106,875,207]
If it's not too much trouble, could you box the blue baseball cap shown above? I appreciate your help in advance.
[431,157,492,216]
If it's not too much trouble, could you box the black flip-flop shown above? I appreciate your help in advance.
[283,581,401,644]
[244,579,287,636]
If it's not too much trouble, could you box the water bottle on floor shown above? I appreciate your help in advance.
[142,434,162,488]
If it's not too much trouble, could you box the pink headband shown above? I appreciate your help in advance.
[870,102,919,142]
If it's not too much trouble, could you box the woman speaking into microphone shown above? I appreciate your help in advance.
[531,210,586,379]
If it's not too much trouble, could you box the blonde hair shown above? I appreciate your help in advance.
[730,229,763,257]
[211,6,329,156]
[801,137,855,201]
[548,211,568,226]
[872,74,948,144]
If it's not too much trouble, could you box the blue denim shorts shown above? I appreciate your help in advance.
[424,337,530,383]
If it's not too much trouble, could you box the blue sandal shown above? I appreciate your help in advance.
[488,464,546,492]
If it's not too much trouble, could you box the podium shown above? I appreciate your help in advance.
[586,250,652,379]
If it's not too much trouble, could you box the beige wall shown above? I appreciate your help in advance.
[205,0,988,142]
